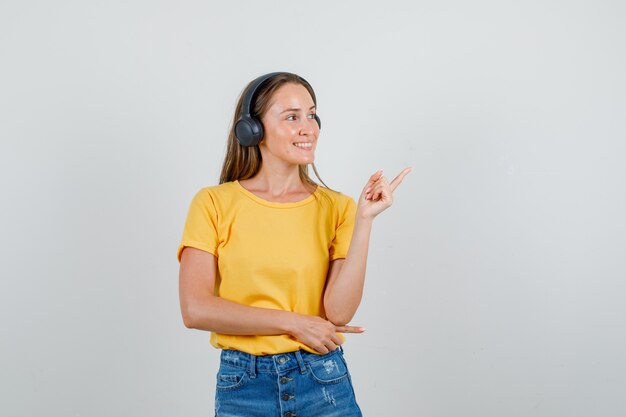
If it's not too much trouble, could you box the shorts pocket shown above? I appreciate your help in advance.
[215,363,248,391]
[307,353,350,384]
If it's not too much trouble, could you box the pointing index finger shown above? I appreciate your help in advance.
[390,167,412,191]
[336,325,366,333]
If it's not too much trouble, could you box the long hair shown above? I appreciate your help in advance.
[219,73,328,189]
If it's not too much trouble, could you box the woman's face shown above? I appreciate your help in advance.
[259,83,319,167]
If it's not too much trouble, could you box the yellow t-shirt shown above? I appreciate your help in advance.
[177,180,356,355]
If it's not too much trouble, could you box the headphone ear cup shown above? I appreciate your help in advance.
[235,116,264,147]
[314,114,322,130]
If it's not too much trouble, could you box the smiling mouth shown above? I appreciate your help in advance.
[293,142,313,149]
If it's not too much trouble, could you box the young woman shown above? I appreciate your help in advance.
[178,72,410,417]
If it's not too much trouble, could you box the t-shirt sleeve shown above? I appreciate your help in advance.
[329,196,357,261]
[177,188,219,262]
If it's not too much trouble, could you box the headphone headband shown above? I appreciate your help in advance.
[240,72,286,122]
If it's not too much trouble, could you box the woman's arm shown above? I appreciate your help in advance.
[179,247,363,353]
[323,218,373,326]
[323,168,412,326]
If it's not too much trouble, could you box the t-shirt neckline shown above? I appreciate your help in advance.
[234,180,319,208]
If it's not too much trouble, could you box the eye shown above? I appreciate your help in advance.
[286,114,297,121]
[307,113,316,119]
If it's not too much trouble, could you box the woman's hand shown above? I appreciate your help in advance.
[358,167,412,219]
[288,313,365,354]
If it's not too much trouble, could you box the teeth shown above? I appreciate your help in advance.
[293,142,312,149]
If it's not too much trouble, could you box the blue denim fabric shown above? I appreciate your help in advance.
[214,347,363,417]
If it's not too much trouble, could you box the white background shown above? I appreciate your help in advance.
[1,1,625,416]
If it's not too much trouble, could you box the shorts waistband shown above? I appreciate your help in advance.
[220,347,344,375]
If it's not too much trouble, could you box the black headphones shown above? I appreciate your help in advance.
[234,72,322,147]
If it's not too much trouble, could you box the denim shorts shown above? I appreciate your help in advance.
[214,346,363,417]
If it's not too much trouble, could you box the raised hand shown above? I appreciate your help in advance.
[358,167,412,219]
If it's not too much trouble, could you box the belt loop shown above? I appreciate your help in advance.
[294,350,306,374]
[248,353,257,379]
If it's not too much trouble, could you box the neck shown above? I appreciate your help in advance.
[239,161,316,197]
[248,164,310,196]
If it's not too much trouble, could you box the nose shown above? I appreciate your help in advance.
[299,118,318,136]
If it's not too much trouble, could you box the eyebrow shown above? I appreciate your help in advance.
[280,105,316,114]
